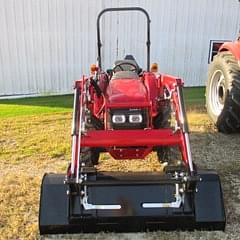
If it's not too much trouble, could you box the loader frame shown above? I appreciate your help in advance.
[69,75,195,181]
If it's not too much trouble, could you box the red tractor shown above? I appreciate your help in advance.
[39,8,225,234]
[206,35,240,133]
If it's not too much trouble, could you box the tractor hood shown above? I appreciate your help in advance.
[106,79,148,103]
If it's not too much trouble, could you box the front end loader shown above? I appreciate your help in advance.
[39,7,225,234]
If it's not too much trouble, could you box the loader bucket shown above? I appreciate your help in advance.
[39,170,225,234]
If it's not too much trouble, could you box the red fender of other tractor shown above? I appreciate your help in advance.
[219,40,240,61]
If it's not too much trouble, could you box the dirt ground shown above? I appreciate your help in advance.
[0,109,240,240]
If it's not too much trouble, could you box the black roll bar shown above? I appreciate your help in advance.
[97,7,151,71]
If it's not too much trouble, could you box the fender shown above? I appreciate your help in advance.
[219,41,240,62]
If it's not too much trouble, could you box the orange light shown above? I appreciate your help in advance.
[151,63,158,73]
[90,64,98,74]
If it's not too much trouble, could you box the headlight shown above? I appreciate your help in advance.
[112,115,126,124]
[129,114,143,123]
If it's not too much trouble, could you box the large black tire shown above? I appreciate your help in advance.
[154,102,182,165]
[80,114,102,166]
[206,51,240,133]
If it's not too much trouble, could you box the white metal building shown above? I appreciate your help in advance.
[0,0,240,96]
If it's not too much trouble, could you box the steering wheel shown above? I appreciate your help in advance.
[112,62,138,73]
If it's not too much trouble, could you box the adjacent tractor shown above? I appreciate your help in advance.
[39,8,225,234]
[206,35,240,133]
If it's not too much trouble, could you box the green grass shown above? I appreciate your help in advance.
[0,94,73,118]
[0,87,205,118]
[183,87,205,105]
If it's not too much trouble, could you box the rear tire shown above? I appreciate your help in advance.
[154,102,182,165]
[206,51,240,133]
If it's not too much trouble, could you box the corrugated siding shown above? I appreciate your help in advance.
[0,0,240,96]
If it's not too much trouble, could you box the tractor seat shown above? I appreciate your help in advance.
[111,71,139,80]
[112,56,140,80]
[114,59,139,72]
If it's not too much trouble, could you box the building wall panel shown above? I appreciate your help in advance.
[0,0,239,96]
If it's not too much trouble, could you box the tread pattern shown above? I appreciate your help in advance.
[80,113,102,166]
[206,52,240,133]
[154,102,181,164]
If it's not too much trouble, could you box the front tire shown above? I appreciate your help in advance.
[206,51,240,133]
[83,113,102,166]
[154,102,182,165]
